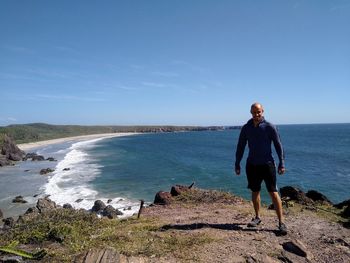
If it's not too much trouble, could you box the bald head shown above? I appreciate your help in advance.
[250,102,264,125]
[251,102,264,111]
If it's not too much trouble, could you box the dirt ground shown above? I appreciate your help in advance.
[141,195,350,263]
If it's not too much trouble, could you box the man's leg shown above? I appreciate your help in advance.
[252,191,261,218]
[269,191,283,223]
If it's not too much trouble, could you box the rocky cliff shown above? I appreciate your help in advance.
[0,134,24,167]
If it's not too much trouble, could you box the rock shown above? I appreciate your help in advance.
[36,197,57,213]
[280,186,314,205]
[91,200,106,213]
[0,255,23,262]
[12,195,27,203]
[24,169,30,172]
[282,240,313,260]
[306,190,332,204]
[342,205,350,218]
[40,168,54,175]
[170,182,195,196]
[0,154,12,166]
[3,217,15,228]
[107,199,112,204]
[75,248,123,263]
[75,198,84,203]
[46,157,56,161]
[154,191,172,205]
[25,207,39,215]
[1,135,25,162]
[0,208,3,219]
[25,152,37,159]
[334,199,350,209]
[63,168,70,171]
[31,155,45,161]
[102,205,123,219]
[63,203,74,209]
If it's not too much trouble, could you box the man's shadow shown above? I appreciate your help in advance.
[160,222,282,236]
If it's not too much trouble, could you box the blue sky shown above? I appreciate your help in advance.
[1,1,349,126]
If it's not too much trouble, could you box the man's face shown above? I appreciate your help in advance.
[250,105,264,123]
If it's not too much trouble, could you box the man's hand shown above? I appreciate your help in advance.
[278,167,285,175]
[235,167,241,175]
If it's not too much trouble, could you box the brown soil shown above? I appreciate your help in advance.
[141,192,350,263]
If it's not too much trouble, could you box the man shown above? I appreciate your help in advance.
[235,102,287,235]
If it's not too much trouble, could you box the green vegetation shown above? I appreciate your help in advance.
[0,123,238,144]
[0,209,216,262]
[174,188,243,205]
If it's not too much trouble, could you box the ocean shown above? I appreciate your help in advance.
[1,123,349,218]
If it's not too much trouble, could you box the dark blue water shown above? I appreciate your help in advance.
[1,124,349,218]
[89,124,350,204]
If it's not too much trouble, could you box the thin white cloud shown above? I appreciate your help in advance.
[2,45,34,54]
[151,71,179,77]
[171,60,209,73]
[35,94,106,102]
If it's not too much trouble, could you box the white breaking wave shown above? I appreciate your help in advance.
[42,137,140,218]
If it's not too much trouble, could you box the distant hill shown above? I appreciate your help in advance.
[0,123,240,144]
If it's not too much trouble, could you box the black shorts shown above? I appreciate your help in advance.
[246,162,277,192]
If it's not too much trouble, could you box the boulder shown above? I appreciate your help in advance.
[342,205,350,218]
[46,157,57,161]
[91,200,106,213]
[40,168,54,175]
[25,206,39,215]
[63,168,71,171]
[306,190,332,204]
[282,240,313,260]
[280,186,314,205]
[154,191,172,205]
[12,195,27,203]
[170,182,194,197]
[3,217,15,228]
[334,199,350,209]
[1,135,24,161]
[32,155,45,161]
[75,198,84,203]
[36,197,57,213]
[63,203,74,209]
[102,205,123,219]
[0,208,3,219]
[0,155,12,166]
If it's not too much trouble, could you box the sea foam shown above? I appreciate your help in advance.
[42,137,140,217]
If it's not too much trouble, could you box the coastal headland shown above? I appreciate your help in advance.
[0,186,349,262]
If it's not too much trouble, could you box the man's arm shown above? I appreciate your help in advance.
[271,126,285,174]
[235,126,247,175]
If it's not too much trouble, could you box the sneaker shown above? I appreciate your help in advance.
[278,222,287,235]
[247,217,261,227]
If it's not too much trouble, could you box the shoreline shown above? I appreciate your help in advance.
[17,132,141,151]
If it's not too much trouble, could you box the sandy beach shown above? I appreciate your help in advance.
[17,132,140,151]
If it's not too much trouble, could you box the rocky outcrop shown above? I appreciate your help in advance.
[91,200,107,213]
[36,197,58,213]
[170,182,194,196]
[154,191,172,205]
[0,134,24,166]
[12,195,27,203]
[280,186,314,205]
[40,168,54,175]
[0,208,3,219]
[306,190,333,204]
[102,205,123,219]
[154,183,195,205]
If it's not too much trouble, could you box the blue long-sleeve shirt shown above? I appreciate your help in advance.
[235,118,285,169]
